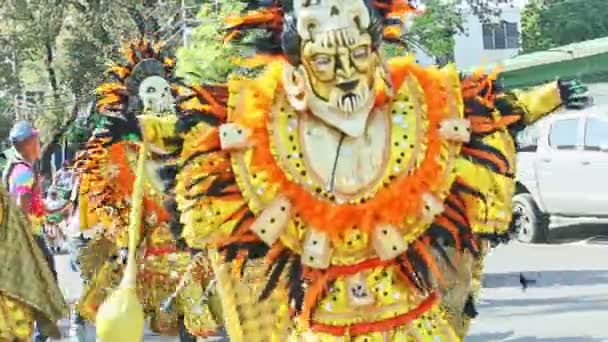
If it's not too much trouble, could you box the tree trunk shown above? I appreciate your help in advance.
[44,40,60,101]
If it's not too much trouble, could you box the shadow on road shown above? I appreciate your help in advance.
[481,294,608,317]
[482,270,608,288]
[547,222,608,244]
[507,338,607,342]
[467,333,607,342]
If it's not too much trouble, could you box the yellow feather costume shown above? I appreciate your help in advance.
[73,38,220,339]
[150,1,583,340]
[167,54,567,341]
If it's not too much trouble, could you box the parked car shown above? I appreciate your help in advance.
[513,105,608,243]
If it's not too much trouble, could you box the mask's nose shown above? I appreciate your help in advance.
[337,79,359,92]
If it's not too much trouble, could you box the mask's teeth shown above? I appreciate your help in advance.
[321,33,328,48]
[347,28,358,45]
[340,29,349,47]
[329,30,338,47]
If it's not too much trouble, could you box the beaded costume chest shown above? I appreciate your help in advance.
[175,59,487,340]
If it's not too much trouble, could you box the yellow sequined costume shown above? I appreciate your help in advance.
[0,187,67,340]
[172,59,567,341]
[73,39,219,338]
[164,2,582,341]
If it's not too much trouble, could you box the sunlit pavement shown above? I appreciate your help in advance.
[468,236,608,341]
[52,227,608,341]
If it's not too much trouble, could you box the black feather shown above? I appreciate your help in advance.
[175,112,221,135]
[287,257,304,312]
[103,115,141,144]
[396,255,424,293]
[179,148,221,170]
[466,138,512,175]
[158,164,178,190]
[259,250,290,301]
[444,198,468,223]
[429,239,457,273]
[426,224,457,247]
[169,220,183,241]
[463,294,478,318]
[176,237,188,251]
[223,244,240,263]
[407,249,431,291]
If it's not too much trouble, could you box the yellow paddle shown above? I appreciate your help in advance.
[95,143,147,342]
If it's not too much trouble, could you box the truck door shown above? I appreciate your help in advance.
[535,117,585,215]
[576,117,608,216]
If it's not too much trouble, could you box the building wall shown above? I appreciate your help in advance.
[412,47,436,67]
[453,1,528,70]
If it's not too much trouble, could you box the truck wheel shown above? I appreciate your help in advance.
[512,193,548,243]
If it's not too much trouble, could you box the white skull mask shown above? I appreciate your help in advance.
[293,0,370,42]
[284,0,381,137]
[138,76,175,114]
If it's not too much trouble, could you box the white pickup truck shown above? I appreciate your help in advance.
[513,105,608,243]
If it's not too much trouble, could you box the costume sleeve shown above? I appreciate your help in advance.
[510,81,562,125]
[457,73,523,238]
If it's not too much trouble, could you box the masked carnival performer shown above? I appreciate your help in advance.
[72,38,219,341]
[160,1,589,341]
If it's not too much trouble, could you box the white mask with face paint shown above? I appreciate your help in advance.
[138,75,175,114]
[284,0,382,138]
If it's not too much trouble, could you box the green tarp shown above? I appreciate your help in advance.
[467,36,608,89]
[500,52,608,88]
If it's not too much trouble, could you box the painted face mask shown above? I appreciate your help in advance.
[285,0,383,137]
[138,75,175,114]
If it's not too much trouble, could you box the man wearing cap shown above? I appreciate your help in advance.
[3,120,60,342]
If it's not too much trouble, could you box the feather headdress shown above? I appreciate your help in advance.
[224,0,420,62]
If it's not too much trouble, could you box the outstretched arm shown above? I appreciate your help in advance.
[497,79,590,133]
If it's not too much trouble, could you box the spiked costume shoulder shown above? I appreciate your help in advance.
[72,38,220,338]
[166,1,586,340]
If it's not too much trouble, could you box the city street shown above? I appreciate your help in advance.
[469,239,608,341]
[53,225,608,341]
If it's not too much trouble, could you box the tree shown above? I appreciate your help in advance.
[176,1,249,84]
[398,0,467,61]
[179,0,512,75]
[0,0,182,151]
[522,0,608,53]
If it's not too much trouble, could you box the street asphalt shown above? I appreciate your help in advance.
[52,223,608,341]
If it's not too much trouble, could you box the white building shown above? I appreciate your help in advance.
[411,0,530,69]
[453,0,530,70]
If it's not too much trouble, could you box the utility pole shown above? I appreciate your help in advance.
[145,0,202,48]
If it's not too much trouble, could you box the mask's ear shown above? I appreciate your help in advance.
[283,63,308,111]
[377,55,394,98]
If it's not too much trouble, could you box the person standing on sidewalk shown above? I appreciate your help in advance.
[3,121,59,342]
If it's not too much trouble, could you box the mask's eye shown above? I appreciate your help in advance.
[147,86,156,93]
[352,46,369,60]
[313,54,332,68]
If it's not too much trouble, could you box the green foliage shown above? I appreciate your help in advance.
[0,97,13,149]
[0,0,183,149]
[522,0,608,53]
[176,1,249,84]
[407,0,464,60]
[180,0,493,68]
